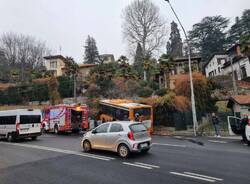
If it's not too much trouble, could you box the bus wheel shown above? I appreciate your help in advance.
[7,134,15,142]
[54,125,59,134]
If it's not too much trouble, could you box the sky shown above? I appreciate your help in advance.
[0,0,249,63]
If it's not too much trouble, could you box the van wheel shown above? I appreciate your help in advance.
[54,125,59,134]
[7,134,15,142]
[247,140,250,146]
[118,144,130,158]
[31,136,37,141]
[83,140,91,152]
[141,148,150,154]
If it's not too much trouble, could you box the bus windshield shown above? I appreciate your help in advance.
[134,108,151,117]
[20,115,41,124]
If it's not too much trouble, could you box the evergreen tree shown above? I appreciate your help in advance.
[168,21,183,57]
[48,76,62,105]
[84,35,99,64]
[133,43,144,78]
[228,9,250,45]
[188,16,229,61]
[64,57,79,77]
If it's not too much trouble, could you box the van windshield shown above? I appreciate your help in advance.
[20,115,41,124]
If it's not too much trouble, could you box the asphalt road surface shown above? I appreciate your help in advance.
[0,134,249,184]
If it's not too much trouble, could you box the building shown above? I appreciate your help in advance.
[78,64,96,81]
[170,56,202,75]
[227,95,250,117]
[205,44,250,81]
[222,44,250,81]
[44,55,66,77]
[99,54,115,64]
[155,56,202,89]
[204,53,228,77]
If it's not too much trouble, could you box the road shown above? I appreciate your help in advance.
[0,134,249,184]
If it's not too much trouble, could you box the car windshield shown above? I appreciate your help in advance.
[130,124,147,133]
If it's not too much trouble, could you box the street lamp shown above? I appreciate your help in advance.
[164,0,198,136]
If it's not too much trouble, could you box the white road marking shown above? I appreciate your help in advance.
[123,162,152,169]
[170,172,216,182]
[184,172,223,181]
[0,142,115,161]
[208,140,227,144]
[152,143,187,148]
[134,162,160,168]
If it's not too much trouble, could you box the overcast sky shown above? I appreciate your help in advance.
[0,0,249,63]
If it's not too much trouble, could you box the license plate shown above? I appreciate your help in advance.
[140,143,148,148]
[21,128,29,132]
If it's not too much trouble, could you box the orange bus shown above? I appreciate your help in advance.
[99,99,153,133]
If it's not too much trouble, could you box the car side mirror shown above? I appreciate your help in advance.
[92,129,97,134]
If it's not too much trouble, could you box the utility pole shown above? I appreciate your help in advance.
[229,57,238,95]
[164,0,198,136]
[73,74,77,103]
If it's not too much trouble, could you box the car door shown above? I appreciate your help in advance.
[91,123,110,150]
[105,123,124,150]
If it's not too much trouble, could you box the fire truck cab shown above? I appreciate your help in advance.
[42,104,88,134]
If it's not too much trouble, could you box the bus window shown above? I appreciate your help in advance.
[115,109,129,121]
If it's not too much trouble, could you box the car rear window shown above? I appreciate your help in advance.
[129,123,147,133]
[20,115,41,124]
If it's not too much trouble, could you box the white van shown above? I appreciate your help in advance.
[0,109,42,142]
[245,116,250,145]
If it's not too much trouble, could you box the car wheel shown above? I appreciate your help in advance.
[54,125,59,134]
[31,136,37,141]
[83,140,92,152]
[118,144,130,158]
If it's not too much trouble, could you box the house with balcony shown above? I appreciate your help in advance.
[44,55,66,77]
[204,44,250,81]
[204,53,228,77]
[222,44,250,81]
[170,56,202,75]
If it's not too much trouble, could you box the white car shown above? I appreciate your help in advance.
[245,116,250,145]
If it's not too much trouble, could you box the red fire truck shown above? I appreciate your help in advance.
[42,104,89,134]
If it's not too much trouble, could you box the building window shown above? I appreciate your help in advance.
[241,66,247,79]
[50,61,57,69]
[218,67,221,73]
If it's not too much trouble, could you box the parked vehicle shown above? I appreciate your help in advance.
[99,99,154,134]
[42,104,88,134]
[245,116,250,145]
[81,121,152,158]
[0,109,42,142]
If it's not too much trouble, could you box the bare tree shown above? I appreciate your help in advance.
[122,0,167,57]
[0,32,50,82]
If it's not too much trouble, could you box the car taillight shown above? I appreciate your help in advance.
[16,123,20,132]
[128,132,135,141]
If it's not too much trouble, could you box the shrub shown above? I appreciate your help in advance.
[155,88,167,96]
[137,87,153,97]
